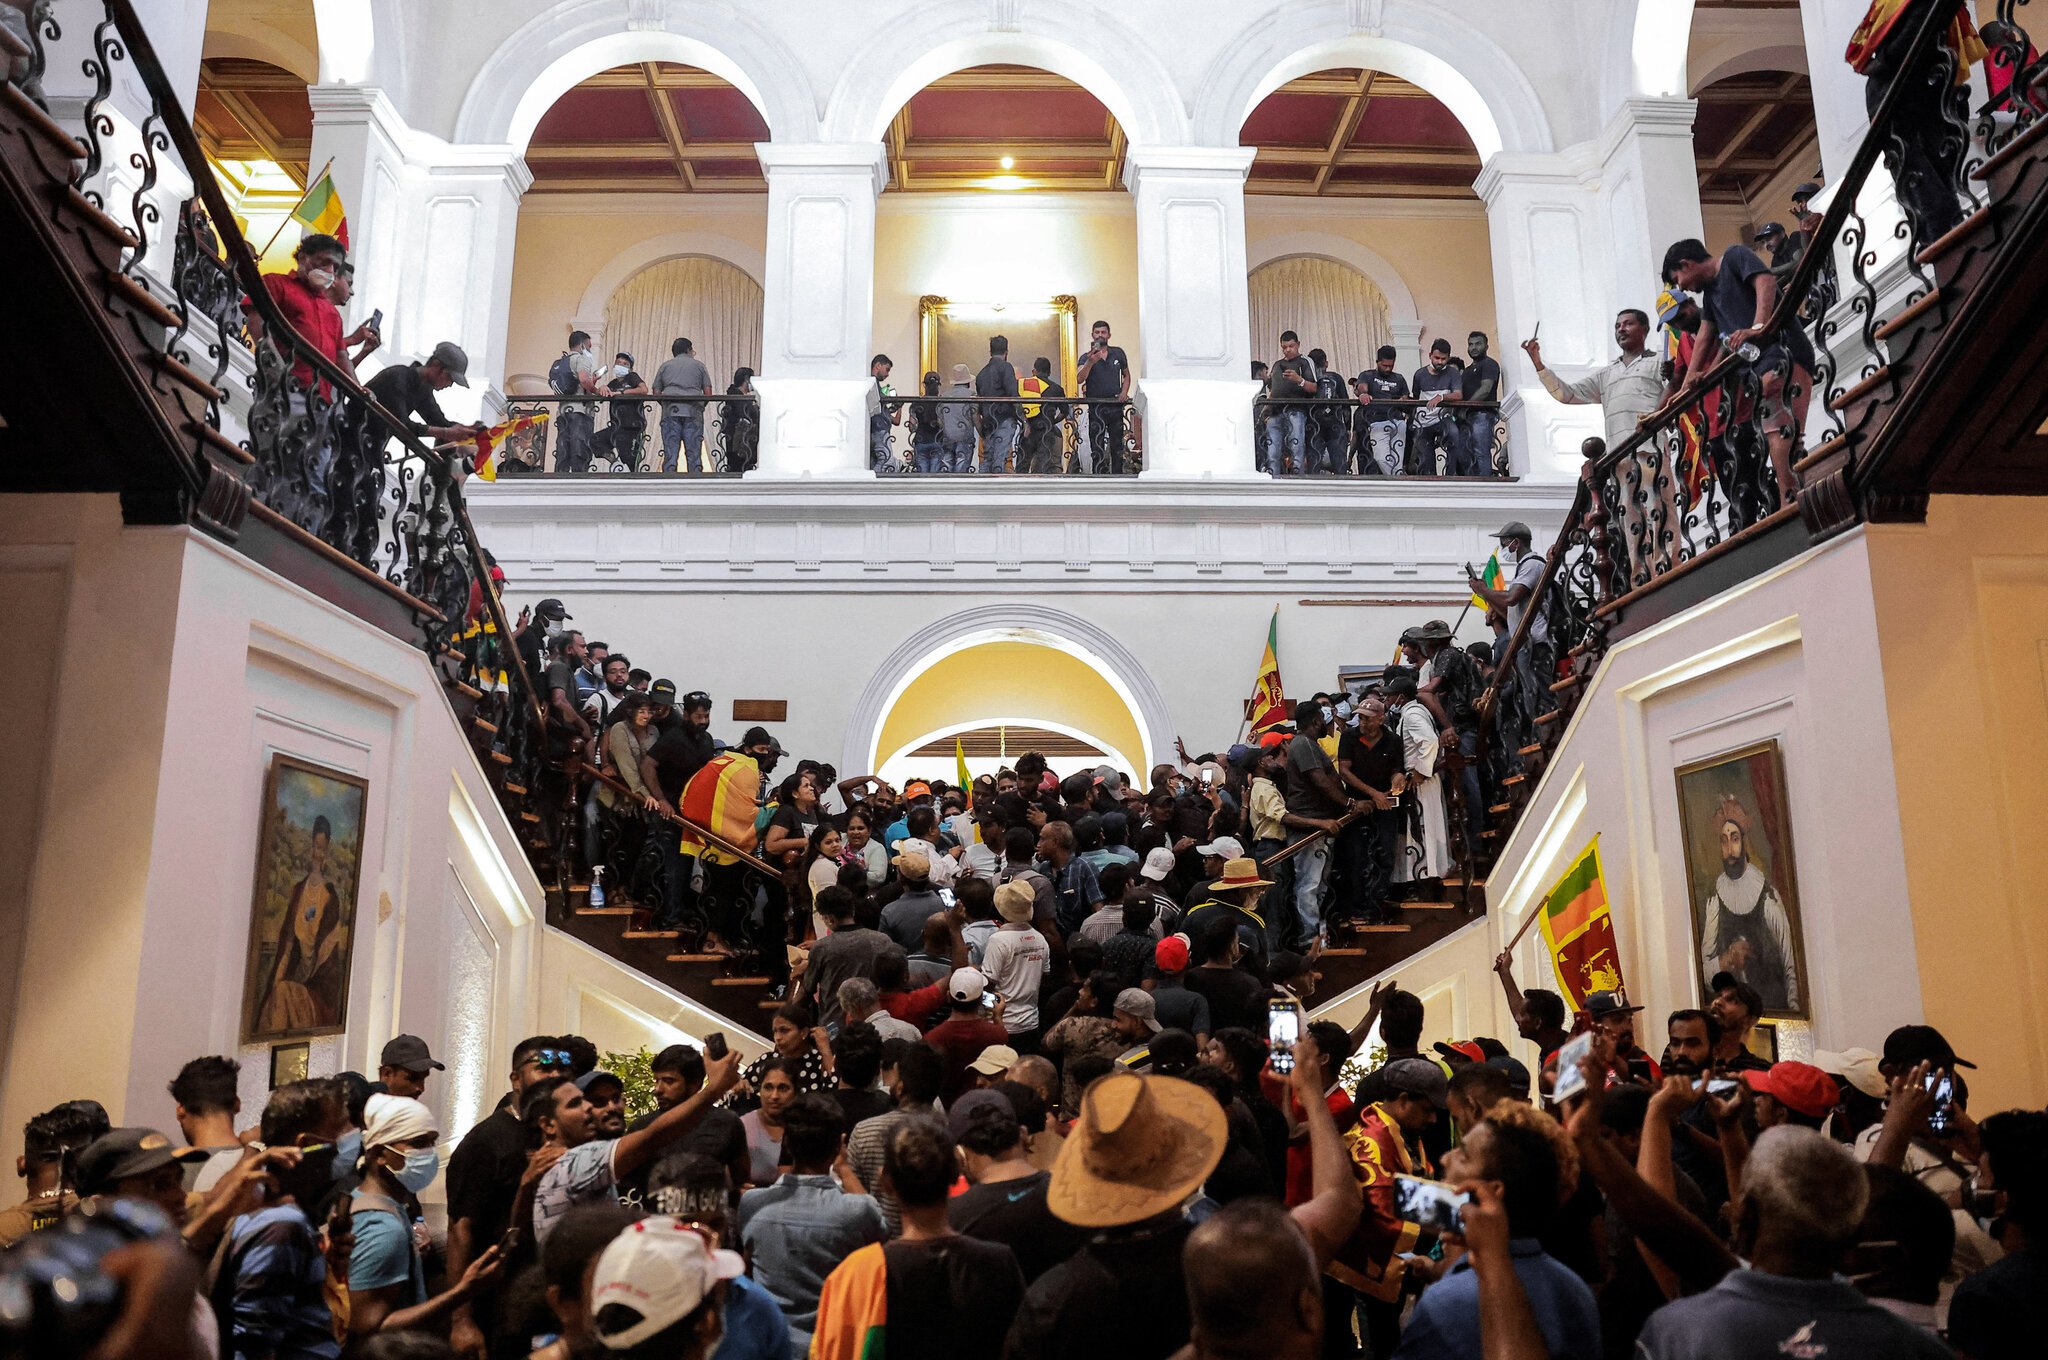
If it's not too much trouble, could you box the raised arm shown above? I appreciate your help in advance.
[614,1049,741,1176]
[1286,1039,1363,1266]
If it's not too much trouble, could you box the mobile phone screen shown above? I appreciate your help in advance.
[1268,1000,1301,1073]
[1393,1175,1469,1233]
[1706,1078,1741,1099]
[938,887,956,909]
[1550,1031,1594,1103]
[1925,1070,1956,1134]
[980,991,999,1014]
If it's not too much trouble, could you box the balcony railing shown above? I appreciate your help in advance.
[1255,396,1508,478]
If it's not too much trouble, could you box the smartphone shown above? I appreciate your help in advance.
[367,307,383,332]
[498,1226,523,1254]
[1551,1030,1594,1103]
[703,1032,728,1061]
[1705,1078,1741,1100]
[1267,999,1302,1074]
[1393,1174,1470,1234]
[938,887,956,909]
[980,990,999,1015]
[1925,1069,1957,1135]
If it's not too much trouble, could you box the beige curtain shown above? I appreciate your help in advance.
[601,256,763,389]
[1248,256,1391,377]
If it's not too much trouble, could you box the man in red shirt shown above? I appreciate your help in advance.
[245,232,349,394]
[242,232,351,536]
[921,968,1012,1100]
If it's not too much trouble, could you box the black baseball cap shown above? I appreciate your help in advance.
[1882,1024,1974,1070]
[380,1034,445,1074]
[1755,221,1786,241]
[1707,971,1765,1020]
[649,679,678,706]
[536,598,571,620]
[74,1128,207,1197]
[1582,990,1642,1017]
[1484,1054,1532,1095]
[739,725,787,755]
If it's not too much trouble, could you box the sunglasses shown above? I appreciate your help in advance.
[523,1049,575,1071]
[683,691,712,707]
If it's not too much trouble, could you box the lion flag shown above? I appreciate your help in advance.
[1538,837,1625,1010]
[1247,608,1289,735]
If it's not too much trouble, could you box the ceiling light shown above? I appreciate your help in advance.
[999,155,1015,170]
[986,174,1026,191]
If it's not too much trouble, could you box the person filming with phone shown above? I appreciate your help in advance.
[1075,319,1131,474]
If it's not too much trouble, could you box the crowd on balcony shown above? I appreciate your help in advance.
[1255,331,1505,478]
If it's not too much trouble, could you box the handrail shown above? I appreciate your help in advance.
[575,758,781,878]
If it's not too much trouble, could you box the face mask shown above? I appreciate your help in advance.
[334,1128,362,1179]
[613,364,629,378]
[307,267,336,290]
[392,1147,441,1194]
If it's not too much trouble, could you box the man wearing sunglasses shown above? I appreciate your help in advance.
[446,1035,571,1360]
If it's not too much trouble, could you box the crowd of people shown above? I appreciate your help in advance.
[6,965,2038,1360]
[1254,332,1503,479]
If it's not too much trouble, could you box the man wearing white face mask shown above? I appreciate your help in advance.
[346,1093,507,1340]
[244,232,353,534]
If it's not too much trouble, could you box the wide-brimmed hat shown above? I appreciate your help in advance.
[994,880,1035,923]
[1213,857,1273,891]
[1047,1072,1225,1228]
[1813,1047,1886,1099]
[1415,620,1453,642]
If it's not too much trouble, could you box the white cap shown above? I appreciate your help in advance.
[1140,846,1176,882]
[1195,836,1245,859]
[1813,1047,1886,1100]
[949,967,990,1003]
[591,1218,745,1350]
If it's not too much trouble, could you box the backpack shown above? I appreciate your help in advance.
[547,352,579,396]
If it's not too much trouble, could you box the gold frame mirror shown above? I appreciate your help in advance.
[918,294,1079,392]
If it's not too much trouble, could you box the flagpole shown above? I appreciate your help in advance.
[253,156,336,263]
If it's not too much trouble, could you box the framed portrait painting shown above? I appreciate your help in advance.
[240,755,369,1043]
[1674,739,1810,1019]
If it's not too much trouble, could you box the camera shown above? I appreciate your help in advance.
[1393,1175,1469,1234]
[0,1198,177,1359]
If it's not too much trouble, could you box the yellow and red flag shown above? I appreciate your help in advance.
[677,752,761,867]
[1247,608,1289,734]
[471,410,549,481]
[291,168,349,248]
[1470,551,1504,613]
[1538,837,1626,1011]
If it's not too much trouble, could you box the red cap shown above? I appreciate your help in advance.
[1434,1040,1485,1064]
[904,781,932,798]
[1742,1061,1838,1119]
[1154,937,1190,973]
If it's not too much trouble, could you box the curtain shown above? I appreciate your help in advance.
[601,255,763,390]
[1248,256,1391,379]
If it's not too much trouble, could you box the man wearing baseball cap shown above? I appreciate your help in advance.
[924,967,1012,1100]
[1742,1061,1839,1131]
[1148,935,1210,1038]
[1850,1025,1982,1205]
[1583,990,1662,1086]
[74,1127,208,1219]
[377,1034,445,1100]
[589,1216,746,1357]
[1108,988,1163,1064]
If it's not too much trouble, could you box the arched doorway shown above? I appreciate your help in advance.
[600,256,764,404]
[845,605,1174,785]
[1248,256,1393,380]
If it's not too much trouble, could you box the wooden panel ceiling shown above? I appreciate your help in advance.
[905,725,1107,760]
[525,62,772,193]
[1693,70,1817,207]
[195,56,312,184]
[1242,69,1482,199]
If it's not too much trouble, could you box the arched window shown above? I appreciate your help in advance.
[1249,256,1391,374]
[601,256,763,389]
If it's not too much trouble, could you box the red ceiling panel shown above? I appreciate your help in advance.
[1348,95,1474,150]
[672,85,769,141]
[529,158,679,180]
[244,90,313,140]
[531,87,665,143]
[687,159,768,180]
[1249,161,1320,182]
[1327,163,1478,187]
[1242,93,1349,146]
[908,86,1109,140]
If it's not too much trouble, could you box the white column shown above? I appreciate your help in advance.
[403,147,530,423]
[1597,97,1704,317]
[749,142,888,479]
[307,86,412,355]
[1124,146,1263,480]
[1799,0,1879,185]
[1476,155,1607,478]
[1387,320,1426,382]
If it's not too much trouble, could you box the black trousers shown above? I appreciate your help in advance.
[1864,17,1969,242]
[1089,403,1126,474]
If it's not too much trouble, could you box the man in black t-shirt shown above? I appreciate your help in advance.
[1457,331,1502,477]
[617,1042,751,1207]
[444,1035,571,1359]
[1264,331,1317,476]
[1410,339,1460,475]
[1075,320,1131,475]
[1355,347,1411,476]
[598,351,648,470]
[949,1090,1087,1282]
[1336,695,1406,924]
[544,630,592,758]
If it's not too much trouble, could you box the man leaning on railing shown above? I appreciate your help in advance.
[653,337,714,474]
[242,232,351,534]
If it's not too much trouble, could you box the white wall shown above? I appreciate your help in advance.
[1484,529,1919,1062]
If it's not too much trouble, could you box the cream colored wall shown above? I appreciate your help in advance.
[1865,497,2048,1114]
[505,192,1497,393]
[1246,200,1499,348]
[871,640,1149,777]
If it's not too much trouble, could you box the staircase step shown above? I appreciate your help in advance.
[519,811,540,824]
[1502,774,1527,789]
[622,930,682,940]
[1828,364,1893,414]
[452,680,484,699]
[1319,947,1369,957]
[1794,433,1853,477]
[758,999,784,1009]
[63,186,138,252]
[502,782,528,796]
[667,953,727,963]
[106,271,180,329]
[1488,802,1512,816]
[1873,288,1943,342]
[713,976,772,987]
[489,750,512,765]
[473,718,499,735]
[1915,204,1993,267]
[574,906,633,917]
[1972,114,2048,182]
[1548,673,1585,695]
[567,884,590,895]
[1404,900,1457,910]
[1357,923,1414,933]
[1482,828,1501,839]
[1,82,85,163]
[1442,878,1486,891]
[1516,743,1544,758]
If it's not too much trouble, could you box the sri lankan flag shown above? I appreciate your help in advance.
[955,735,973,790]
[676,752,762,867]
[1537,837,1626,1010]
[291,169,349,248]
[470,411,549,481]
[1247,607,1289,734]
[1471,551,1504,612]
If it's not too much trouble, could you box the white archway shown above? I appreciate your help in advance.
[575,233,769,329]
[842,604,1177,782]
[1688,45,1809,94]
[878,719,1137,785]
[201,27,319,85]
[1246,232,1421,333]
[455,2,818,150]
[1190,0,1553,156]
[821,0,1187,146]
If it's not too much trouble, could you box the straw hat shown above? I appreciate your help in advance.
[994,880,1036,923]
[1212,857,1274,891]
[1046,1071,1225,1228]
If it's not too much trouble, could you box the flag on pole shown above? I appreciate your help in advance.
[470,411,549,481]
[290,168,349,248]
[1470,551,1504,613]
[955,736,972,789]
[1246,607,1289,734]
[1537,837,1627,1011]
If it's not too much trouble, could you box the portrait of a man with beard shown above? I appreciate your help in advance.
[1678,745,1806,1017]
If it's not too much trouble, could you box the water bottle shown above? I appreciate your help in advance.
[589,867,606,909]
[1734,342,1761,363]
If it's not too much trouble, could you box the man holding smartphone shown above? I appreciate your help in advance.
[1074,320,1130,474]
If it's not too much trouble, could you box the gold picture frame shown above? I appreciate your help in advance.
[1674,738,1810,1020]
[919,294,1079,392]
[240,754,370,1043]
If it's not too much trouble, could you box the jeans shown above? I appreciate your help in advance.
[946,434,979,473]
[982,418,1017,473]
[1251,837,1294,952]
[1457,410,1498,476]
[283,391,337,536]
[659,405,704,473]
[1019,421,1059,474]
[1089,403,1127,474]
[1290,839,1331,946]
[912,434,944,474]
[1411,417,1455,475]
[1456,728,1485,858]
[1366,420,1406,476]
[1264,409,1308,475]
[869,419,897,474]
[557,410,595,473]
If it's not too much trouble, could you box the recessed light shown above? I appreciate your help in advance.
[999,155,1015,170]
[986,174,1026,191]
